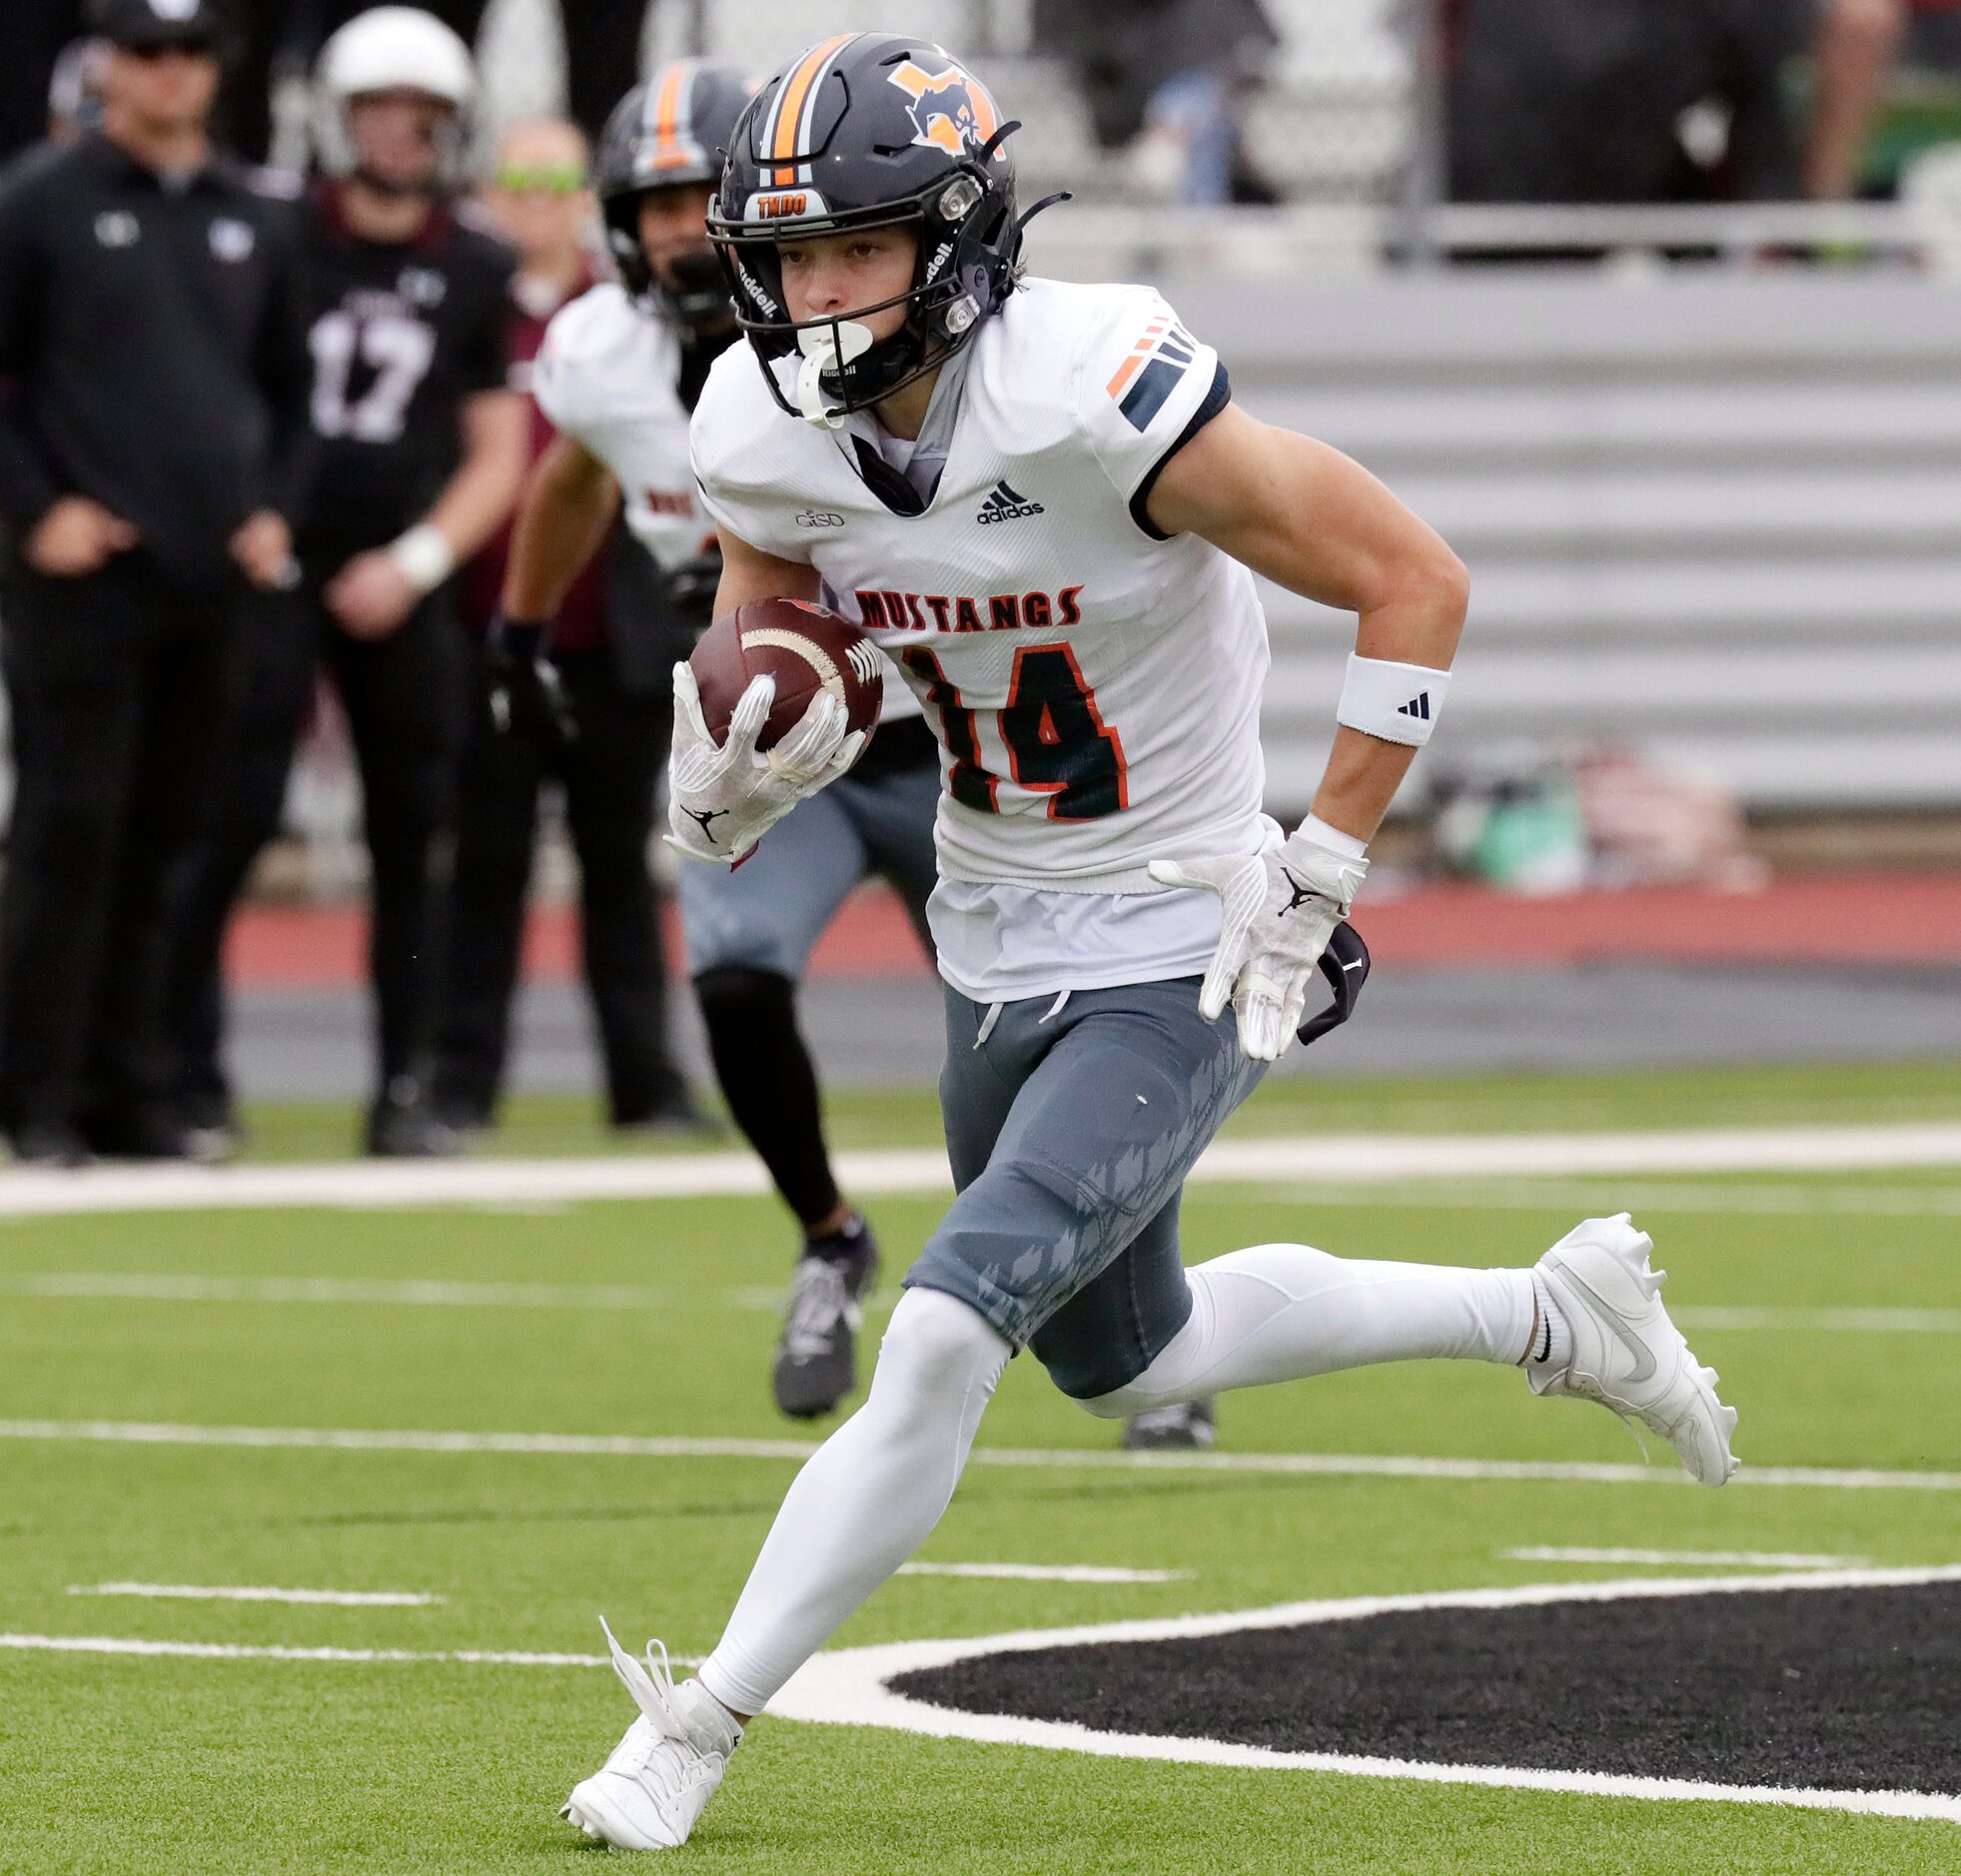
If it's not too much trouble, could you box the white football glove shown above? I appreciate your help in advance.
[664,662,865,864]
[1148,824,1370,1062]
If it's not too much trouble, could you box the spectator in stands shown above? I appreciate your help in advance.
[430,117,705,1140]
[1448,0,1808,203]
[1804,0,1909,198]
[1033,0,1281,204]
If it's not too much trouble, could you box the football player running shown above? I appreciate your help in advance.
[495,61,942,1420]
[559,34,1740,1853]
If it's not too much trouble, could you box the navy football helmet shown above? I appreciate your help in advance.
[595,59,751,335]
[709,33,1061,423]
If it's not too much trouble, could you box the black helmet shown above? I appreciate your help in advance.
[595,59,751,335]
[87,0,231,56]
[709,33,1057,424]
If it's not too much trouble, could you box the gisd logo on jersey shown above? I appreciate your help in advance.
[886,58,1000,161]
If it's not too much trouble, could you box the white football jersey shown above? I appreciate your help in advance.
[691,278,1277,915]
[530,283,717,574]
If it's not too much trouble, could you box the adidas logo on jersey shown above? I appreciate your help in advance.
[1398,692,1432,721]
[976,479,1045,524]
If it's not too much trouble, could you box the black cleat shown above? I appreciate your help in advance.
[364,1080,465,1159]
[1121,1398,1218,1451]
[771,1220,880,1419]
[7,1123,94,1168]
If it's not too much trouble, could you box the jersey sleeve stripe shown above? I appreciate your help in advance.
[1104,318,1172,399]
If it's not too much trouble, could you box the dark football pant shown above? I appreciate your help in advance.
[0,560,240,1137]
[676,734,940,1227]
[430,641,689,1128]
[167,578,466,1111]
[908,975,1267,1401]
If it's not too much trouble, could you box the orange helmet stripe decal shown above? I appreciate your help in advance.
[648,59,691,169]
[769,34,854,186]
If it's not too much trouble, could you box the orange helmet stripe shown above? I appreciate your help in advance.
[649,59,690,169]
[769,34,853,186]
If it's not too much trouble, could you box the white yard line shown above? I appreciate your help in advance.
[3,1416,1959,1491]
[1275,1179,1961,1218]
[0,1634,668,1667]
[897,1563,1187,1584]
[769,1564,1961,1826]
[68,1583,440,1606]
[11,1275,671,1310]
[17,1278,1959,1336]
[1676,1307,1961,1334]
[0,1122,1959,1215]
[1502,1547,1866,1569]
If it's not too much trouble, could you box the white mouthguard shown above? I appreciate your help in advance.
[795,321,874,429]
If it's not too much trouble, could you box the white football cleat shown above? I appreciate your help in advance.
[1530,1214,1740,1487]
[560,1621,742,1851]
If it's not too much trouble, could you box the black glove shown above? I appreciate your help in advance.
[488,613,576,744]
[664,542,724,639]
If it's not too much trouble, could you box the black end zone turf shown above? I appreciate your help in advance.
[893,1580,1961,1794]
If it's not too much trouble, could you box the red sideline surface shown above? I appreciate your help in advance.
[225,869,1961,989]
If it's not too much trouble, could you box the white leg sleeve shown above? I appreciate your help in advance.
[695,1288,1009,1716]
[1083,1243,1535,1420]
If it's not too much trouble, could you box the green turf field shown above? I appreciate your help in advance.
[2,1063,1958,1872]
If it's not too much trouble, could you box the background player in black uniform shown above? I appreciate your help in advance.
[165,4,525,1157]
[428,114,708,1140]
[0,0,311,1163]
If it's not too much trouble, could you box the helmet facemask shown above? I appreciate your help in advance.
[713,156,1016,427]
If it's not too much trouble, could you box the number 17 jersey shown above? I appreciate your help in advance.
[690,277,1280,991]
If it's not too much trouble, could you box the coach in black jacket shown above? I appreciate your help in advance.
[0,0,312,1163]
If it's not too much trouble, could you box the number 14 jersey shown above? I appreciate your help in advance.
[691,278,1280,982]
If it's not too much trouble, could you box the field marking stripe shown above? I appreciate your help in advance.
[3,1418,1958,1491]
[0,1121,1959,1215]
[769,1565,1961,1825]
[0,1634,611,1666]
[1502,1547,1867,1569]
[9,1275,674,1310]
[18,1278,1959,1336]
[68,1583,440,1606]
[897,1563,1186,1584]
[1675,1307,1961,1334]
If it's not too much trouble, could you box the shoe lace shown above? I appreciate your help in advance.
[781,1258,849,1362]
[599,1617,689,1740]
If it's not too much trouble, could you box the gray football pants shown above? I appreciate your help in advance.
[676,758,940,978]
[905,974,1267,1400]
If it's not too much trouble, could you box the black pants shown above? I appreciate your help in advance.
[0,559,241,1135]
[431,641,685,1127]
[167,576,467,1110]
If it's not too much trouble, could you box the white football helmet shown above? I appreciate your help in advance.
[313,6,478,194]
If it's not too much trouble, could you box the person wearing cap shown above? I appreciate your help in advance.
[163,4,526,1159]
[427,117,709,1142]
[0,0,313,1164]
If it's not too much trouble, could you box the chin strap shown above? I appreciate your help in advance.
[795,321,875,428]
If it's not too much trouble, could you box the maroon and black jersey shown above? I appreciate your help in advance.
[295,186,514,561]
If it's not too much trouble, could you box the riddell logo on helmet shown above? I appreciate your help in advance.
[886,59,1001,159]
[755,193,807,219]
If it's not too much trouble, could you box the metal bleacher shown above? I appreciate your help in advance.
[1121,271,1961,815]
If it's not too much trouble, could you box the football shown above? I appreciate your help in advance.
[690,596,884,755]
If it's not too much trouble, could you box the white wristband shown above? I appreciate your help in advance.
[1336,653,1451,747]
[388,522,457,595]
